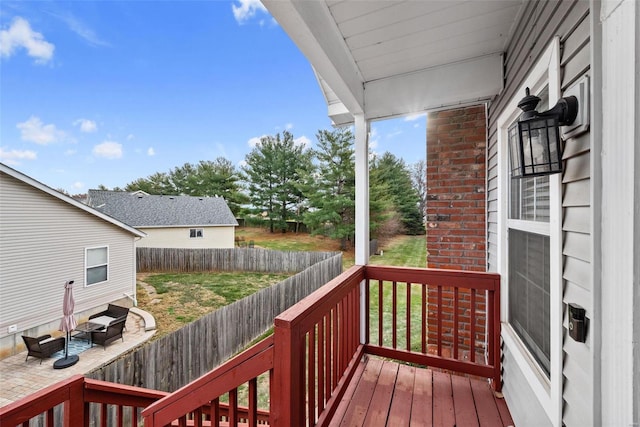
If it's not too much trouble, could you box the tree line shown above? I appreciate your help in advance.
[99,128,426,249]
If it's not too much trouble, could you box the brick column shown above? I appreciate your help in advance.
[426,105,486,271]
[426,105,487,354]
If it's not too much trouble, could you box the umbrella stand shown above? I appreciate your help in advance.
[53,280,79,369]
[53,331,79,369]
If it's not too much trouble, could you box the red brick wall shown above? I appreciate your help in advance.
[426,105,487,352]
[426,105,487,271]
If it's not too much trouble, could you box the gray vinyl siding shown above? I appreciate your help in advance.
[0,173,137,339]
[486,1,591,426]
[501,344,552,427]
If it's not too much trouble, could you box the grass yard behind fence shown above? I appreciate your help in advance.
[137,271,290,339]
[137,230,427,340]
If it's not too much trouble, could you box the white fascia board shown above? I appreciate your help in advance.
[328,102,354,127]
[364,53,504,121]
[262,0,364,115]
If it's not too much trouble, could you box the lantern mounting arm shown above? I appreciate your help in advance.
[518,87,578,125]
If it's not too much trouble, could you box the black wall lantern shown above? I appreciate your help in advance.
[508,88,579,178]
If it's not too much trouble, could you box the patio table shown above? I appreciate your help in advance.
[72,322,104,346]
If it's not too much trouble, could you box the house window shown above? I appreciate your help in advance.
[86,246,108,286]
[190,228,204,238]
[507,86,552,376]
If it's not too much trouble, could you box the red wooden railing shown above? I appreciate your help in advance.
[1,265,501,427]
[142,336,274,426]
[363,265,502,392]
[272,265,365,427]
[0,374,167,426]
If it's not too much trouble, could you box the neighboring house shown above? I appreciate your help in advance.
[263,1,639,426]
[87,190,238,249]
[0,164,145,359]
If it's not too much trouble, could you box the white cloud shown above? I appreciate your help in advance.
[404,112,427,122]
[0,147,37,165]
[216,142,227,157]
[294,135,311,148]
[369,128,379,150]
[72,181,84,190]
[50,12,110,47]
[17,116,65,145]
[147,147,155,156]
[248,134,268,148]
[74,118,97,133]
[232,0,268,24]
[0,17,54,64]
[93,141,122,159]
[285,123,293,130]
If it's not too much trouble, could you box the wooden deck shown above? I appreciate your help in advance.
[2,266,510,427]
[334,356,514,427]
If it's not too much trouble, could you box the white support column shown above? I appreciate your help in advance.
[354,114,370,265]
[354,114,370,345]
[598,0,639,425]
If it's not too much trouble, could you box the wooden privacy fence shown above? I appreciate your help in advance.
[88,252,343,394]
[137,247,339,273]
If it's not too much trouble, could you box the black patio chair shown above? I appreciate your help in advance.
[22,334,65,364]
[91,318,126,350]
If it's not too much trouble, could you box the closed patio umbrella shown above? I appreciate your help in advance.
[53,280,79,369]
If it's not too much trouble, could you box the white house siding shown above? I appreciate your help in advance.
[0,173,137,357]
[501,345,550,427]
[486,1,592,426]
[135,226,235,249]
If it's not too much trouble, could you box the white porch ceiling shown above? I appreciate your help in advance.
[262,0,525,126]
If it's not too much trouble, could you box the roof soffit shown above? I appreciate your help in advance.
[262,0,524,124]
[262,0,365,115]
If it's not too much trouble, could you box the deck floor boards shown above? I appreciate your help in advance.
[333,355,514,426]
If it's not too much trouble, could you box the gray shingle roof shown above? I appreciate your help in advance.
[87,190,238,228]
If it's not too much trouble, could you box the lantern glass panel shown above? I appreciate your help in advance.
[517,116,562,177]
[508,121,523,177]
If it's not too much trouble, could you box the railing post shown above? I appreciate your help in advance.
[64,376,86,426]
[273,319,304,427]
[490,277,502,392]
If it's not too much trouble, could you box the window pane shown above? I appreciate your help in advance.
[87,265,107,285]
[508,229,550,375]
[87,247,107,266]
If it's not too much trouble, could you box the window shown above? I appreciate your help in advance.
[190,228,203,238]
[498,37,562,419]
[507,86,552,376]
[86,246,108,286]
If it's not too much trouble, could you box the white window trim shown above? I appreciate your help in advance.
[85,245,109,287]
[497,36,563,427]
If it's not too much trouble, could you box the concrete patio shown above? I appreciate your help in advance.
[0,308,156,407]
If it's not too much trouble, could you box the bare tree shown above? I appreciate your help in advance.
[411,159,427,223]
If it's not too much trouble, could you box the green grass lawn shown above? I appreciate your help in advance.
[138,232,427,339]
[138,271,290,337]
[369,235,427,268]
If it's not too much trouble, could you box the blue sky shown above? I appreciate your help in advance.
[1,0,426,194]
